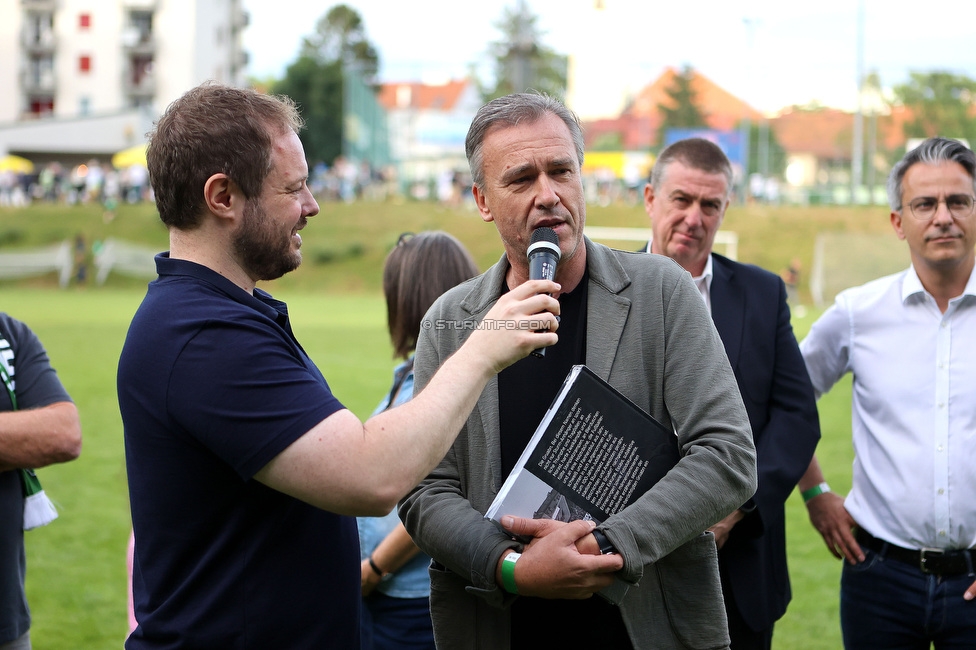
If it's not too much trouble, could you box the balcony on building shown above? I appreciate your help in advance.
[121,29,155,56]
[229,49,250,81]
[123,57,155,100]
[232,8,250,33]
[22,96,55,119]
[20,0,57,11]
[21,60,56,95]
[121,8,155,55]
[21,11,56,54]
[22,29,56,54]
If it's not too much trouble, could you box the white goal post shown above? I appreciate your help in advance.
[809,232,910,308]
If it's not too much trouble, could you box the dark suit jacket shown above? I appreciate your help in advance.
[708,252,820,632]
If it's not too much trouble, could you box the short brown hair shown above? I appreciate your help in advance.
[147,82,304,230]
[650,138,733,198]
[384,231,479,359]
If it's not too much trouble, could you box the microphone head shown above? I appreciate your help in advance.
[527,227,561,260]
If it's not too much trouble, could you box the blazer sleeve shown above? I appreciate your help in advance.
[744,277,821,533]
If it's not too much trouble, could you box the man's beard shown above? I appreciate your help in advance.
[233,200,303,282]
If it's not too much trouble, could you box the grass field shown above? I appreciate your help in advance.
[0,198,887,648]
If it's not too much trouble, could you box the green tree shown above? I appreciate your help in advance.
[482,0,567,101]
[273,56,344,166]
[741,119,786,178]
[272,4,379,165]
[893,71,976,146]
[300,4,378,79]
[656,65,708,147]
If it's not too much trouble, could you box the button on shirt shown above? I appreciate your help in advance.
[800,267,976,551]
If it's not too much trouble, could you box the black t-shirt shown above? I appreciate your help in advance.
[497,272,634,649]
[499,271,587,477]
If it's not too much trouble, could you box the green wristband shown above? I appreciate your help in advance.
[500,551,521,594]
[802,482,831,503]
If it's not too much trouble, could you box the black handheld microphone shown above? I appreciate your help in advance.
[527,227,560,358]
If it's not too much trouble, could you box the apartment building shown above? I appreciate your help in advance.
[0,0,249,162]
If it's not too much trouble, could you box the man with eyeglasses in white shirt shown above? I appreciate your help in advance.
[798,136,976,648]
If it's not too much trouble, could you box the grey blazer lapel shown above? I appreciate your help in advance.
[582,240,632,382]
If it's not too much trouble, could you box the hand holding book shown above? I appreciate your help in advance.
[486,365,680,604]
[493,516,624,599]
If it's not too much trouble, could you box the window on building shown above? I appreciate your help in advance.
[79,96,91,115]
[79,55,91,73]
[79,13,91,29]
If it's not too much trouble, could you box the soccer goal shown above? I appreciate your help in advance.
[809,232,911,308]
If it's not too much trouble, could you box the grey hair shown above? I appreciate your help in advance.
[465,92,585,190]
[649,137,734,200]
[886,137,976,211]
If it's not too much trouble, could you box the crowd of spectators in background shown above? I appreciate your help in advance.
[0,160,151,210]
[1,156,677,210]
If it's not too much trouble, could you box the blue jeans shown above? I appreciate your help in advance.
[360,592,434,650]
[841,547,976,649]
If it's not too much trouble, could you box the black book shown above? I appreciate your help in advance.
[485,364,680,604]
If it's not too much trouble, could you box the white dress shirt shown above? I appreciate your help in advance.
[691,255,714,315]
[800,266,976,550]
[644,243,713,314]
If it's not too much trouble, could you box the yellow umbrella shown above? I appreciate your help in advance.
[112,143,148,169]
[0,154,34,174]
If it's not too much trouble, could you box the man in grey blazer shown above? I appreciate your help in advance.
[399,92,757,649]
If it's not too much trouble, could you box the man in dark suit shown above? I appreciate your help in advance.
[642,138,821,649]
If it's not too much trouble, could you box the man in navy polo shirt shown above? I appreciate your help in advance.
[117,83,560,649]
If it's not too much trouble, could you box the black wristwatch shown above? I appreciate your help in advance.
[592,529,616,555]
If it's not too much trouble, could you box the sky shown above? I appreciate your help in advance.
[242,0,976,119]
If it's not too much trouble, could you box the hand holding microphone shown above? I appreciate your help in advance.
[527,227,561,358]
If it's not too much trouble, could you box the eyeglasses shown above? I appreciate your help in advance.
[906,194,976,220]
